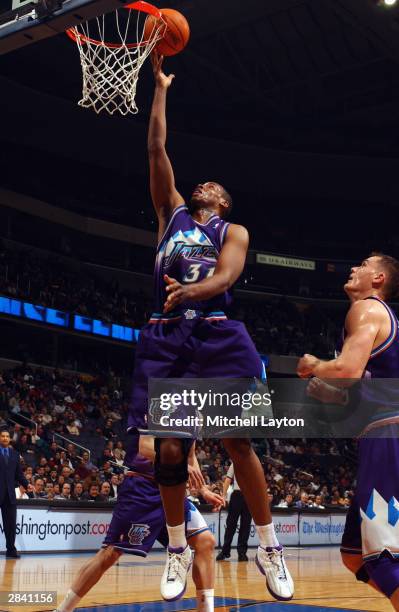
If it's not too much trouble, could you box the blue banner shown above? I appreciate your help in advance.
[0,295,139,344]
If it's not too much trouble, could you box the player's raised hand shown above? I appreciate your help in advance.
[151,51,175,89]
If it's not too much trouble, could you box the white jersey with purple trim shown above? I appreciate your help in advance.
[154,205,232,314]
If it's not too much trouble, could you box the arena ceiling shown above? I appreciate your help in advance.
[2,0,399,153]
[1,0,399,255]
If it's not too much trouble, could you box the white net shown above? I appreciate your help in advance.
[68,2,165,116]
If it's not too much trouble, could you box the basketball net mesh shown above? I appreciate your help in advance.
[69,8,165,116]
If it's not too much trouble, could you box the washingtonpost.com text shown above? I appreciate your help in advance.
[0,515,110,541]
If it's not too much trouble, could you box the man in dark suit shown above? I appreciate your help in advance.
[0,429,30,558]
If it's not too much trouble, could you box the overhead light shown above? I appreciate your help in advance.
[384,0,397,5]
[375,0,397,5]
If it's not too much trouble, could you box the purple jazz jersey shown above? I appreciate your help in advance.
[102,473,199,555]
[128,205,263,431]
[154,204,231,313]
[340,297,399,562]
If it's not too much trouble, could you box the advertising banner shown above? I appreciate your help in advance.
[0,507,345,552]
[299,513,346,545]
[219,513,298,548]
[0,507,111,552]
[0,507,221,553]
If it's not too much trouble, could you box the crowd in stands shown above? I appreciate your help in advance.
[0,244,150,328]
[1,364,356,508]
[192,438,356,510]
[0,243,341,357]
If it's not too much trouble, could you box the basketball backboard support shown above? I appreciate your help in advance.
[0,0,134,55]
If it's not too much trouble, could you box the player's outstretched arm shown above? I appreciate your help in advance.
[297,300,382,380]
[163,224,248,312]
[148,52,184,235]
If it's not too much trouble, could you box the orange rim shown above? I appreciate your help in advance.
[66,0,165,49]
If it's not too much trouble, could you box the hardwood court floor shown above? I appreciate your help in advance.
[0,547,392,612]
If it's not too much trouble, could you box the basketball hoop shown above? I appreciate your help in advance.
[66,1,166,116]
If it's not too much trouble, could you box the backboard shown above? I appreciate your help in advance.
[0,0,133,55]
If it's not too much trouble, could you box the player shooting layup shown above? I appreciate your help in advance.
[298,253,399,610]
[127,53,294,603]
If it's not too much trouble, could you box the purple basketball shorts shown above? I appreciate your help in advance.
[128,313,264,431]
[102,474,208,555]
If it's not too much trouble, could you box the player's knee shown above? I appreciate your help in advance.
[158,438,184,464]
[341,552,370,586]
[193,531,215,556]
[223,438,252,460]
[154,438,189,486]
[100,546,121,568]
[341,551,364,576]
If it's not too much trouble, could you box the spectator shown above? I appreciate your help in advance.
[102,419,116,440]
[82,483,105,502]
[30,477,46,499]
[66,419,80,436]
[55,482,72,500]
[113,441,126,464]
[109,474,119,499]
[100,481,112,502]
[53,483,61,496]
[44,482,55,499]
[312,494,325,509]
[277,493,295,508]
[72,482,85,501]
[295,491,309,509]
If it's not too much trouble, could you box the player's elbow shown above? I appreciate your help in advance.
[335,359,363,380]
[219,278,231,294]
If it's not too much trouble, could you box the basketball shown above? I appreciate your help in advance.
[144,8,190,56]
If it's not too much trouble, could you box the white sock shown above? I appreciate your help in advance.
[167,523,187,549]
[256,523,279,548]
[197,589,214,612]
[57,589,81,612]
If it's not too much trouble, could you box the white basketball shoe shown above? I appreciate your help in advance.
[255,545,294,601]
[160,544,193,601]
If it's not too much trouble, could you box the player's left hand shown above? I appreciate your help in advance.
[200,487,226,512]
[297,354,320,378]
[188,464,206,490]
[163,275,190,313]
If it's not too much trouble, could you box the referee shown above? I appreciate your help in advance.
[216,463,252,562]
[0,429,29,558]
